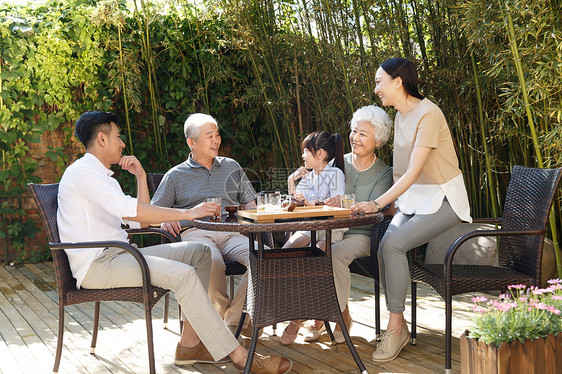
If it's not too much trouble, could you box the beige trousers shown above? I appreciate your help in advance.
[81,241,239,360]
[331,234,371,310]
[181,228,250,326]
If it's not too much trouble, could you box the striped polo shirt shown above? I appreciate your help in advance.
[151,155,257,217]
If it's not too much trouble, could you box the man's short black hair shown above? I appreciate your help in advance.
[75,111,119,148]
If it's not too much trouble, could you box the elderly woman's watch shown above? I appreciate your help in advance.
[373,200,382,213]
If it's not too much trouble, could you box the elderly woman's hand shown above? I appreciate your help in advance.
[351,200,379,214]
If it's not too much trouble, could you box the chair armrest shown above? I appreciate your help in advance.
[126,227,181,242]
[49,240,153,291]
[441,227,546,280]
[472,218,502,225]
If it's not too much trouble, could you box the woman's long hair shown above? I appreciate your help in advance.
[380,57,424,100]
[302,131,345,174]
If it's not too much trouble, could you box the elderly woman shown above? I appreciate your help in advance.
[297,105,393,344]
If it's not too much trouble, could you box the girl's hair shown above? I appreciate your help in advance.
[302,131,345,174]
[380,57,424,100]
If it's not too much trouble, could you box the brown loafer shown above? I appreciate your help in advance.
[233,353,292,374]
[174,342,230,365]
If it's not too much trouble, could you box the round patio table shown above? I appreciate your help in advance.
[193,211,382,374]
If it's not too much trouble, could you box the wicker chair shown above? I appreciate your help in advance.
[409,165,562,374]
[348,214,393,339]
[28,182,179,374]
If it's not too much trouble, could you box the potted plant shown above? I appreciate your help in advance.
[460,279,562,374]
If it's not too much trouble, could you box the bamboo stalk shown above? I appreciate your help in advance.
[293,52,303,140]
[351,0,371,96]
[322,0,354,114]
[471,50,499,218]
[503,3,561,277]
[118,26,134,154]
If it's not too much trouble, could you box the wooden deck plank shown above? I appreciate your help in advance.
[0,263,477,373]
[2,265,134,374]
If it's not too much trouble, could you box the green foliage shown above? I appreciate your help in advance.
[0,0,112,262]
[1,0,561,270]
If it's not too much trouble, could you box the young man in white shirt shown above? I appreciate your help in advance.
[57,111,291,374]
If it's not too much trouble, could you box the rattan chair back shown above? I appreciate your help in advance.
[147,172,165,194]
[497,165,562,278]
[28,183,77,293]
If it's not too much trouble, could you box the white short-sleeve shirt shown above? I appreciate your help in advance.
[295,164,345,202]
[57,153,139,288]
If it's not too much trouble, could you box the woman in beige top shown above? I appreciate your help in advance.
[353,58,471,363]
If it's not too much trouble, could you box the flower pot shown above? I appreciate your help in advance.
[460,330,562,374]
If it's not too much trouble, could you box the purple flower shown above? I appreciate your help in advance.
[546,306,561,315]
[547,278,561,285]
[509,284,527,290]
[552,295,562,301]
[519,296,528,302]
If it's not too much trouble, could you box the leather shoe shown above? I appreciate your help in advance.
[371,323,410,362]
[233,353,293,374]
[174,342,230,365]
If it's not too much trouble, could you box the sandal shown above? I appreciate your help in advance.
[303,321,326,342]
[333,318,353,344]
[280,320,304,345]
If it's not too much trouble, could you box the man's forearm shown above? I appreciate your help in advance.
[125,202,192,225]
[136,174,150,205]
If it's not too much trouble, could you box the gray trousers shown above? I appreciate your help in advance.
[378,199,461,314]
[82,241,239,361]
[332,234,372,311]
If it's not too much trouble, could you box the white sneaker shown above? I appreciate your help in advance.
[371,324,410,362]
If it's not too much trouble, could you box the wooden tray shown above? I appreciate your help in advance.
[238,205,351,223]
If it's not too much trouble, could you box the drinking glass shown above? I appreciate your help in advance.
[340,193,355,209]
[256,193,267,211]
[206,197,222,206]
[268,191,282,211]
[206,197,222,220]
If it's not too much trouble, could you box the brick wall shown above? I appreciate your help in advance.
[1,128,82,263]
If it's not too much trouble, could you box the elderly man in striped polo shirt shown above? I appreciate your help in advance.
[152,113,257,331]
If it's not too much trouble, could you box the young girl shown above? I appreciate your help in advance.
[280,130,345,344]
[284,131,346,248]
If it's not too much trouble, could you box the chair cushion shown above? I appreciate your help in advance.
[424,223,556,286]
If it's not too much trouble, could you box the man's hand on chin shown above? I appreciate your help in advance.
[119,155,146,178]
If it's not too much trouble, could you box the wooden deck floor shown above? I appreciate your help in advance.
[0,262,484,374]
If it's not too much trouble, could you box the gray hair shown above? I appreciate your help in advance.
[350,105,393,147]
[183,113,219,141]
